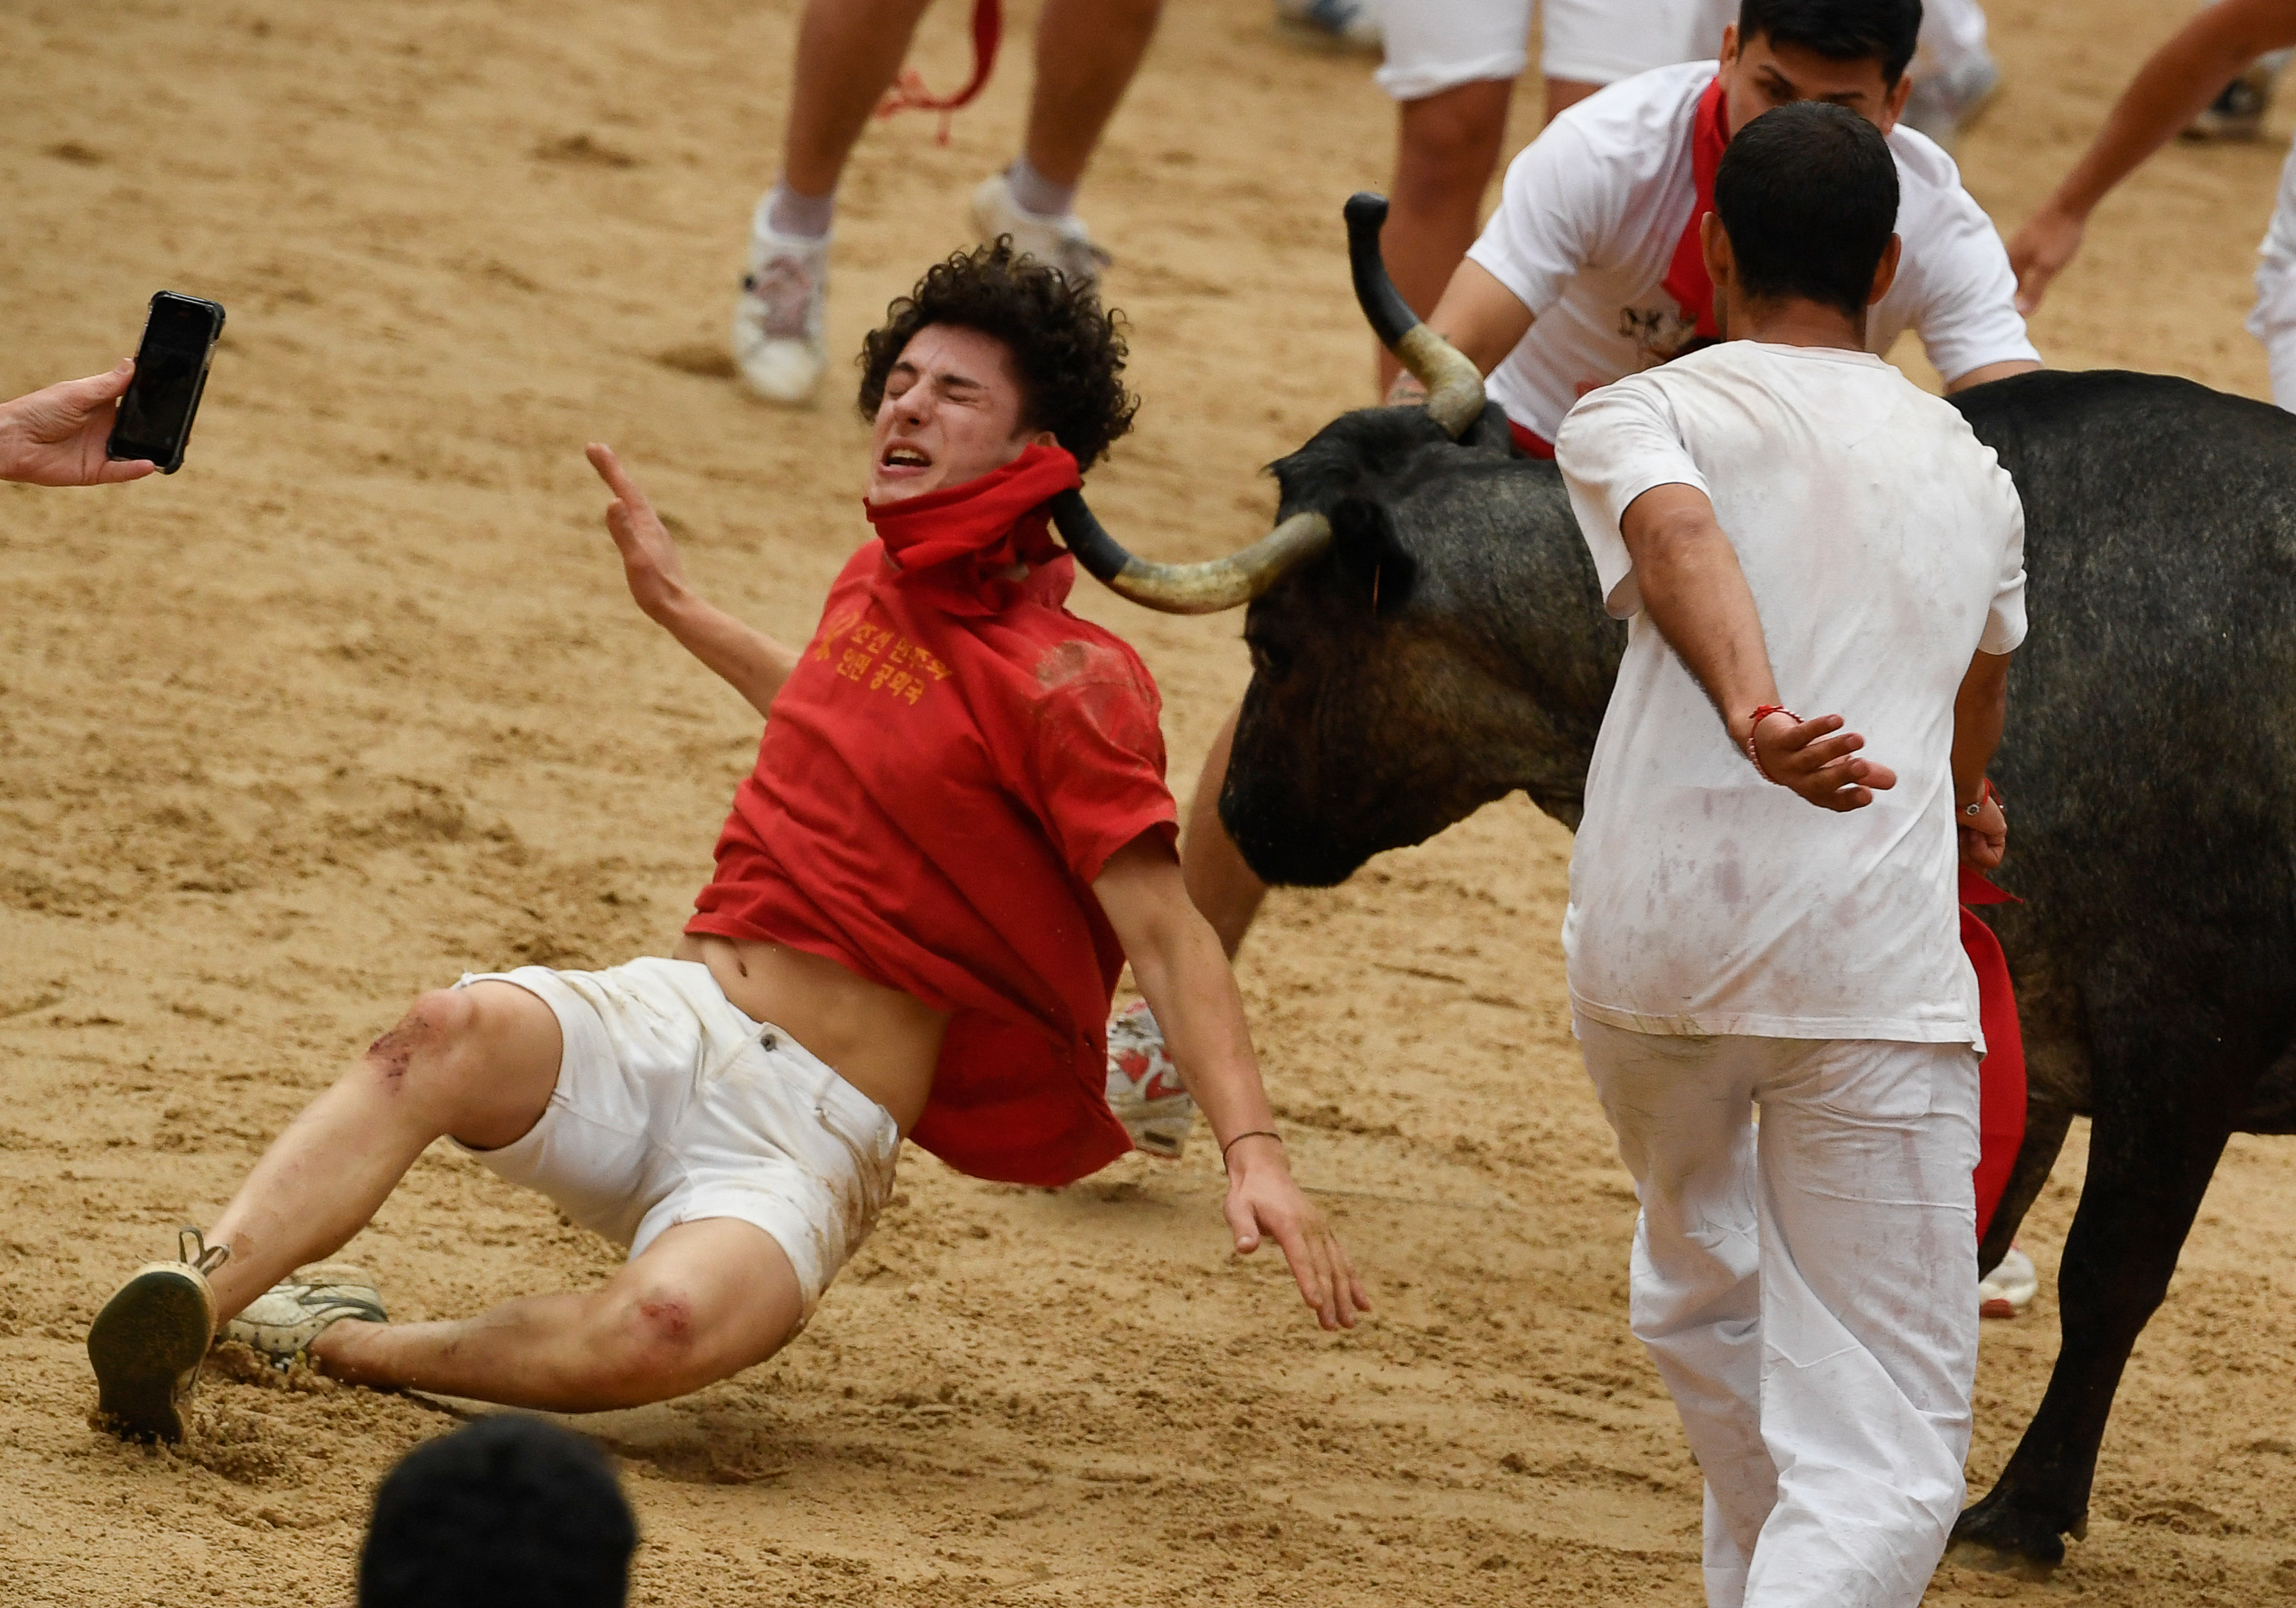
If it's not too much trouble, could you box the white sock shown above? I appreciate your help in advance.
[1003,157,1075,220]
[760,181,835,242]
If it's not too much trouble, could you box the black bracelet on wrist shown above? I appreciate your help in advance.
[1220,1129,1282,1171]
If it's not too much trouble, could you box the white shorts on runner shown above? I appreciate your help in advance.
[1376,0,1733,103]
[454,956,900,1322]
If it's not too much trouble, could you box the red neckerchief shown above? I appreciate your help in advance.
[1658,76,1731,342]
[864,442,1081,610]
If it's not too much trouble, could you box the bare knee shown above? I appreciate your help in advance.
[579,1282,717,1404]
[359,991,477,1104]
[1397,81,1510,197]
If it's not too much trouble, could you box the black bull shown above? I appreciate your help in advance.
[1214,370,2296,1574]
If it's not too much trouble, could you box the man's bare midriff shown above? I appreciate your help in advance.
[674,933,945,1135]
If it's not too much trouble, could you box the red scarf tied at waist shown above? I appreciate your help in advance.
[864,440,1082,614]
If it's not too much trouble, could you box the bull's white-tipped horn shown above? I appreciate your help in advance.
[1345,191,1486,440]
[1050,489,1332,616]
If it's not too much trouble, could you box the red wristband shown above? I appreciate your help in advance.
[1746,705,1798,783]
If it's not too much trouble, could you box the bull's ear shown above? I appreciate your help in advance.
[1329,496,1417,617]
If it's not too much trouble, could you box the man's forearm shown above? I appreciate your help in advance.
[2045,1,2296,224]
[651,592,801,719]
[1622,486,1779,744]
[1951,650,2010,807]
[1124,920,1278,1147]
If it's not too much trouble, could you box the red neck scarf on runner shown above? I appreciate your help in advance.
[864,441,1082,612]
[1659,75,1732,342]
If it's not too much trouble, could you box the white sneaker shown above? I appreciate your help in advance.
[2185,52,2291,141]
[223,1264,387,1366]
[1274,0,1380,51]
[1105,1001,1194,1160]
[970,173,1111,290]
[732,226,830,404]
[1979,1244,2038,1320]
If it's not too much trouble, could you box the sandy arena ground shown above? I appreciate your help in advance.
[5,1,2296,1602]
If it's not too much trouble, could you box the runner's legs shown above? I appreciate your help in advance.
[200,981,562,1322]
[309,1216,807,1411]
[781,0,938,200]
[1022,0,1166,190]
[1379,77,1517,394]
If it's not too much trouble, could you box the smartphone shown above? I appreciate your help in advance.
[107,291,226,474]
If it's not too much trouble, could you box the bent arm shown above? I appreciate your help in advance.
[587,444,799,718]
[1620,482,1896,810]
[2010,0,2296,312]
[1946,359,2041,392]
[1092,832,1367,1330]
[1952,648,2012,868]
[1389,259,1536,403]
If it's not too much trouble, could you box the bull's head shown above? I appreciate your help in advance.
[1047,194,1492,613]
[1055,194,1619,885]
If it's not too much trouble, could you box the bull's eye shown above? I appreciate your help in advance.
[1247,637,1293,681]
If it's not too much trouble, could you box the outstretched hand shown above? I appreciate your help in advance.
[2007,206,2085,317]
[1221,1137,1369,1332]
[587,442,692,621]
[0,362,156,486]
[1747,709,1898,811]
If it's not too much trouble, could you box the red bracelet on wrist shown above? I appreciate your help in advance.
[1746,704,1798,783]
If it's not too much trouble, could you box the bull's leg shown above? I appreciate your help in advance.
[1949,1037,2239,1576]
[1977,1101,2072,1278]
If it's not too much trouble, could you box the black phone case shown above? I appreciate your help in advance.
[109,291,226,474]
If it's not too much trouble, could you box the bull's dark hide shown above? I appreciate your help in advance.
[1222,368,2296,1575]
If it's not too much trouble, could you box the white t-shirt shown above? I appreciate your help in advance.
[1555,340,2027,1044]
[1467,60,2040,441]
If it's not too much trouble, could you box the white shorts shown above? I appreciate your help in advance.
[455,957,900,1321]
[1376,0,1733,103]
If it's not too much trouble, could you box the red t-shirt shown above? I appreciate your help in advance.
[687,448,1177,1186]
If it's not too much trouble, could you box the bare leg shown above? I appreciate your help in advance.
[311,1218,806,1411]
[1376,77,1515,395]
[1182,706,1268,960]
[1020,0,1166,189]
[781,0,939,197]
[1542,74,1602,123]
[202,983,561,1321]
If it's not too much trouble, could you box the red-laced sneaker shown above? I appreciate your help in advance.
[1979,1244,2038,1319]
[1105,1000,1193,1160]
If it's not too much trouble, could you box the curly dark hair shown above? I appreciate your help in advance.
[857,240,1139,470]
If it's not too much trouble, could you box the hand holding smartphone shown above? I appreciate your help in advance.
[107,291,226,474]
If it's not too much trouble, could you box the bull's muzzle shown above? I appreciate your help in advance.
[1056,190,1483,615]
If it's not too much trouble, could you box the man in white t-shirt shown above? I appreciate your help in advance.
[1112,0,2041,1168]
[1556,101,2024,1607]
[1367,0,2000,398]
[1445,0,2038,452]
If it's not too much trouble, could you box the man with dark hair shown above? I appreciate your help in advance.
[85,242,1365,1445]
[361,1418,637,1608]
[1553,100,2025,1607]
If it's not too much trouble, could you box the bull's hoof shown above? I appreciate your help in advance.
[1943,1538,2057,1582]
[1948,1492,2071,1579]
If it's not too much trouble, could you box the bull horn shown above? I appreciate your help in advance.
[1049,488,1331,616]
[1345,191,1486,440]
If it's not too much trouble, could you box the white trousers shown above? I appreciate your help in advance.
[1576,1018,1982,1608]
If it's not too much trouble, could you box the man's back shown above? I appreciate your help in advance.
[1557,340,2026,1039]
